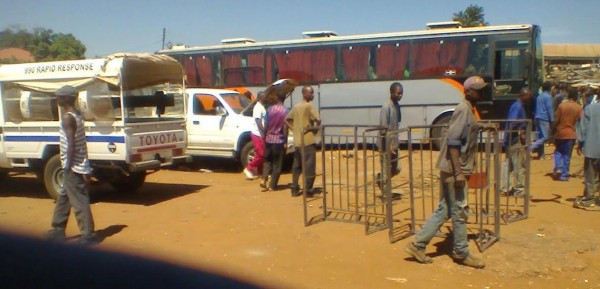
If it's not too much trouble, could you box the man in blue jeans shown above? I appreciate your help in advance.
[531,81,554,159]
[404,76,492,269]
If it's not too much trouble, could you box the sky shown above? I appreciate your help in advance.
[1,0,599,58]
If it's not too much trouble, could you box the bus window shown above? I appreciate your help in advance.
[464,37,489,75]
[494,48,527,96]
[375,42,409,80]
[222,51,265,86]
[274,47,336,83]
[341,45,371,81]
[413,38,469,77]
[183,55,213,88]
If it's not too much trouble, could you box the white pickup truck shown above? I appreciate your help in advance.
[0,54,190,199]
[185,88,293,167]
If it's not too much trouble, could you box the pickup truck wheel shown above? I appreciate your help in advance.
[43,155,63,200]
[110,172,146,193]
[240,142,255,169]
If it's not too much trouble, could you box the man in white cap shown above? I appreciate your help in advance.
[405,76,489,269]
[47,85,96,245]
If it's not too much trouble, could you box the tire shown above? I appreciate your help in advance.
[110,171,146,193]
[240,141,255,169]
[43,154,64,200]
[0,171,8,183]
[431,114,452,150]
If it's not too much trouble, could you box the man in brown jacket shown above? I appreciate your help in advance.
[553,88,583,181]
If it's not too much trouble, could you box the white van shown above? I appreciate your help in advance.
[0,53,190,198]
[185,88,293,167]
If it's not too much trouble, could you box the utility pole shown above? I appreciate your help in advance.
[162,28,166,50]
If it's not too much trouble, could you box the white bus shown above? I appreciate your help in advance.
[0,53,190,198]
[159,24,543,141]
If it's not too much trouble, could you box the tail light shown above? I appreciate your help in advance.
[130,154,142,162]
[172,148,183,156]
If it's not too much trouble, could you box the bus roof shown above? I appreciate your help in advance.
[0,53,183,92]
[159,24,535,54]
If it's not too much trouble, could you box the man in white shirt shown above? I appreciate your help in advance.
[244,91,266,179]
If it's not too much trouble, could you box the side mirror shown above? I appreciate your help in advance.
[215,106,227,116]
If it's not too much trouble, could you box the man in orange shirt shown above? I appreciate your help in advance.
[553,88,584,181]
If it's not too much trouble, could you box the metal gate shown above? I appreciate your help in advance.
[300,125,392,233]
[301,121,531,253]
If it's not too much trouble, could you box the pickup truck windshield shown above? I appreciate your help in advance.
[220,93,251,114]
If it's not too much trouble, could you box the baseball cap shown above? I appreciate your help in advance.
[55,85,78,97]
[463,76,488,90]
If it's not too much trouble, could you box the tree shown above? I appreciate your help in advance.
[452,4,489,27]
[0,27,86,62]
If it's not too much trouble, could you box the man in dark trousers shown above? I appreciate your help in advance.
[286,86,321,197]
[576,99,600,208]
[405,76,491,269]
[47,85,95,245]
[261,92,289,191]
[377,82,403,192]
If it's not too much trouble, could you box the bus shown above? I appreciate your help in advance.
[159,23,543,141]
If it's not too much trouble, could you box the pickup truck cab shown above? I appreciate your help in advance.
[185,88,292,167]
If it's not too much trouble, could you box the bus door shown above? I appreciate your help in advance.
[489,36,532,118]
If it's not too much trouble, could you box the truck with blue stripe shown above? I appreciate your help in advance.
[0,53,190,199]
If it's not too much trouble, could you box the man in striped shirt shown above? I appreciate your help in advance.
[47,85,96,245]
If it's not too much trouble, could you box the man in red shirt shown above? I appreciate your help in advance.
[553,88,583,181]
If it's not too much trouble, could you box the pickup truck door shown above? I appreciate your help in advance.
[187,93,229,150]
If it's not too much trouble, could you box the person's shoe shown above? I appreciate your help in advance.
[404,242,433,264]
[46,228,66,242]
[291,188,302,197]
[243,168,255,180]
[559,177,569,182]
[455,254,485,269]
[575,196,596,208]
[305,189,315,198]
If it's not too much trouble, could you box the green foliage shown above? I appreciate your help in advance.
[452,4,489,28]
[0,27,86,62]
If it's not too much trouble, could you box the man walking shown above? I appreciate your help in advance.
[553,88,583,181]
[502,88,532,195]
[244,91,266,180]
[404,76,489,269]
[377,82,403,192]
[47,85,95,245]
[576,100,600,208]
[261,92,288,191]
[531,81,554,159]
[286,86,321,197]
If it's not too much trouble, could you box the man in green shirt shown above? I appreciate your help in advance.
[286,86,321,197]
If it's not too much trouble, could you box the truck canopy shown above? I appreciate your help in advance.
[0,53,183,93]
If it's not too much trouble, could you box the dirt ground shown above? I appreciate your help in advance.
[1,150,600,289]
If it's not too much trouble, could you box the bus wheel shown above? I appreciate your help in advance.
[431,115,452,150]
[0,171,8,183]
[110,171,146,193]
[43,155,64,200]
[240,142,255,169]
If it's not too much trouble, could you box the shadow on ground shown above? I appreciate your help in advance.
[92,182,208,206]
[0,173,207,206]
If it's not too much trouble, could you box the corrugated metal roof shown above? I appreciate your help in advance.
[544,44,600,59]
